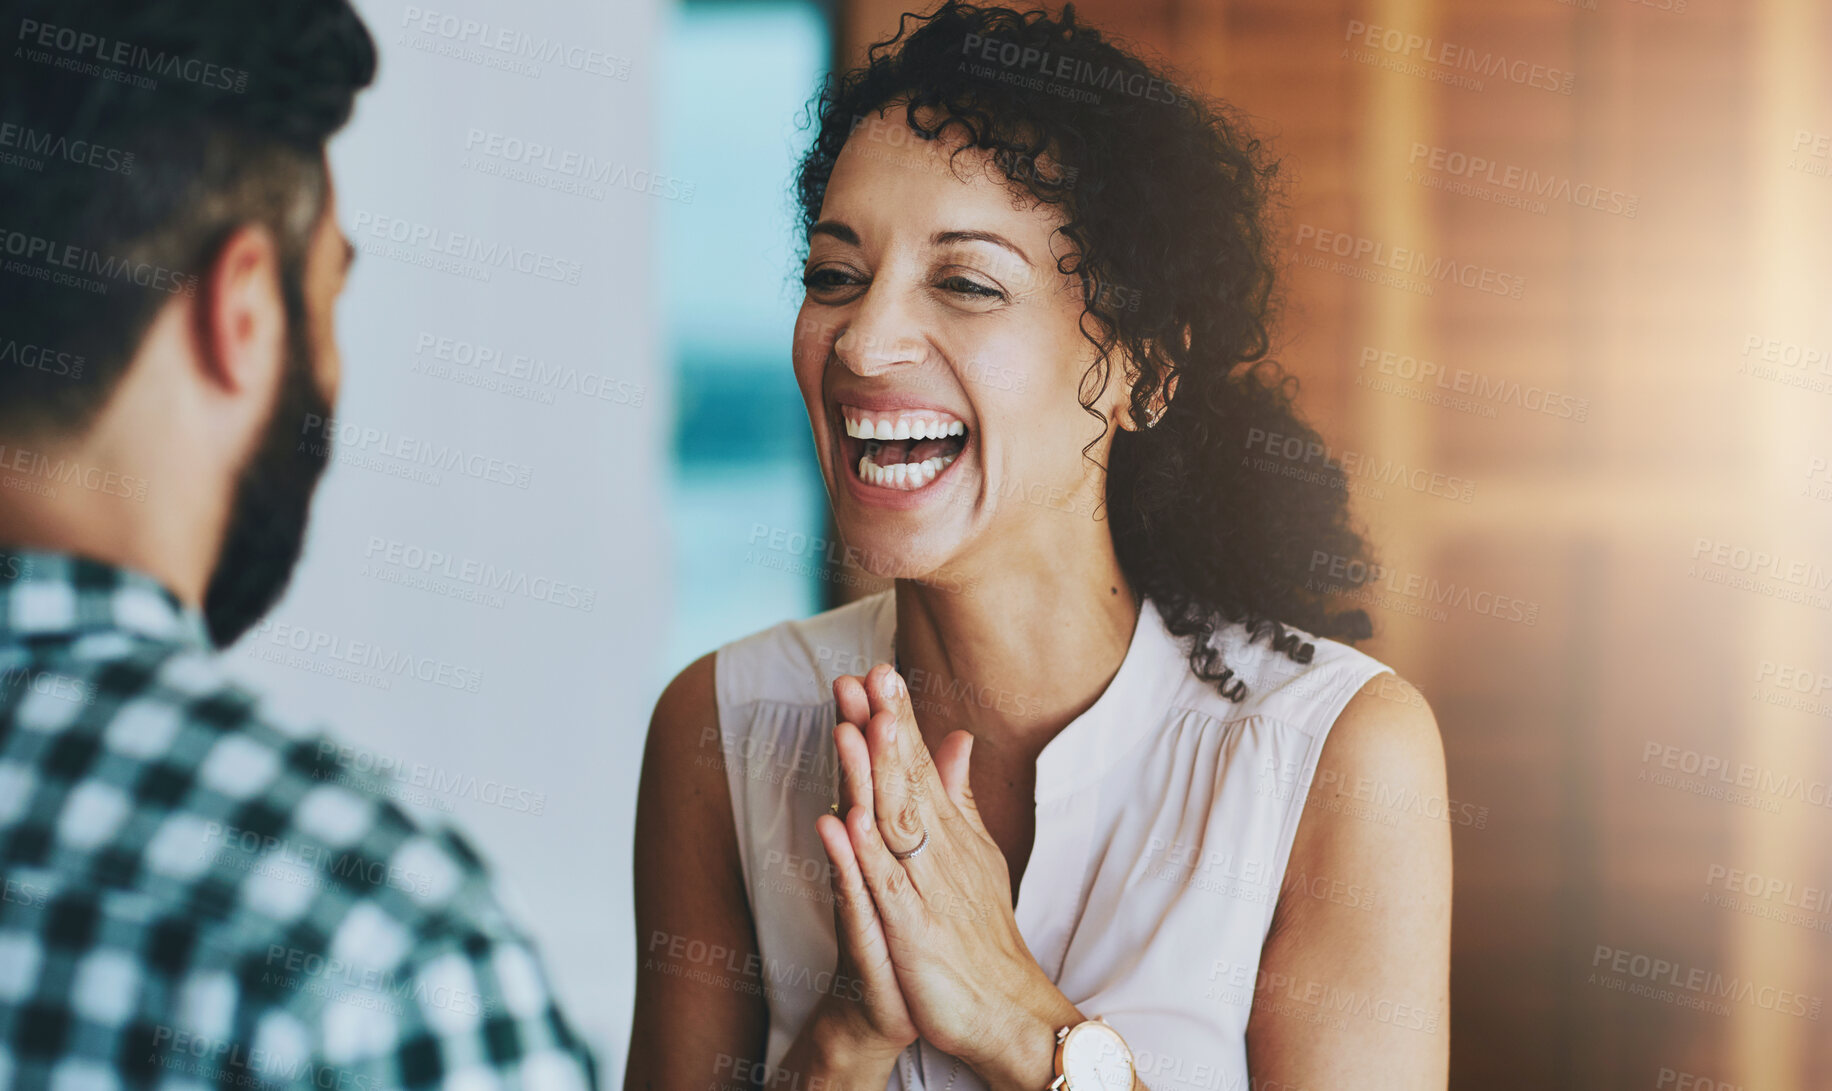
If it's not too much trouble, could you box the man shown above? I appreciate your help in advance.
[0,2,597,1087]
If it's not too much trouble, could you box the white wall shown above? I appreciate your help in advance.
[228,0,667,1076]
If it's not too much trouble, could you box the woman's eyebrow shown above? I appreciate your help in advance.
[807,222,1034,269]
[932,229,1031,267]
[809,219,859,245]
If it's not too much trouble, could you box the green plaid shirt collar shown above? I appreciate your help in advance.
[0,547,211,651]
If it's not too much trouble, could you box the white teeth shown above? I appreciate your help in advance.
[856,450,960,490]
[840,406,969,492]
[841,410,968,440]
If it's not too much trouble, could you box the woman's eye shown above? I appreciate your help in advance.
[941,276,1003,300]
[801,268,861,291]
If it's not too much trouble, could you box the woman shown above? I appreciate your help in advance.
[629,3,1451,1089]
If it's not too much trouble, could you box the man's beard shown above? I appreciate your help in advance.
[202,316,333,647]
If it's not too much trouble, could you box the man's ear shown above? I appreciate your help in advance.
[195,224,286,397]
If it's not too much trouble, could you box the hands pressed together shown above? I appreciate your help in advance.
[805,664,1086,1090]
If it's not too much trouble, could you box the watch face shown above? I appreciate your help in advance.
[1062,1022,1133,1091]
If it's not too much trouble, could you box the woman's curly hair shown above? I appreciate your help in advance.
[794,1,1378,701]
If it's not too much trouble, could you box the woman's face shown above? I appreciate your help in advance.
[792,103,1129,582]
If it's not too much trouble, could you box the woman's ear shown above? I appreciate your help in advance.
[1116,325,1187,432]
[1148,367,1181,427]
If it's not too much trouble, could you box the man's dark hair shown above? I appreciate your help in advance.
[0,0,376,435]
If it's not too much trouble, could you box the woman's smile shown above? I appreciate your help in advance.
[839,404,970,491]
[834,401,975,504]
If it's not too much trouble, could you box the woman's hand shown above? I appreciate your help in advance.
[804,678,920,1068]
[829,664,1085,1090]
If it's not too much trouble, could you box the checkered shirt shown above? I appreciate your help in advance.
[0,549,599,1090]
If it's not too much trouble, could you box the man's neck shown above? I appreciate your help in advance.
[0,428,220,607]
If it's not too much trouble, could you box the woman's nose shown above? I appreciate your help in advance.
[833,287,926,375]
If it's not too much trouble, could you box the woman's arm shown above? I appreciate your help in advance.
[626,653,769,1088]
[1246,673,1454,1089]
[626,655,909,1091]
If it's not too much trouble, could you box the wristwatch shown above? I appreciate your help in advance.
[1048,1016,1136,1091]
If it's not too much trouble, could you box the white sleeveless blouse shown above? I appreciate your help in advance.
[713,592,1394,1091]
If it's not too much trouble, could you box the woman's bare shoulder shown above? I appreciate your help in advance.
[1247,673,1451,1084]
[628,652,769,1081]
